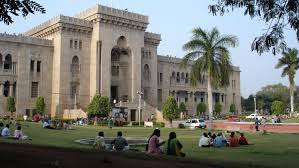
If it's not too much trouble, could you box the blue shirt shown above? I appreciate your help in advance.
[214,136,225,147]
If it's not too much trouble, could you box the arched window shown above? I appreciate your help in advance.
[117,36,127,48]
[71,56,79,77]
[144,64,150,81]
[176,72,180,83]
[185,73,189,83]
[181,72,185,79]
[4,54,12,70]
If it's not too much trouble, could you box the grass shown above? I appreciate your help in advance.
[282,117,299,123]
[1,122,299,167]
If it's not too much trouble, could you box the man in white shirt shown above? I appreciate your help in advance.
[199,132,210,148]
[1,124,11,137]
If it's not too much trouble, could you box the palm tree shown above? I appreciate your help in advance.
[181,27,238,129]
[275,48,299,113]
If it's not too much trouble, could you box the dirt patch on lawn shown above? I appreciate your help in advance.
[0,143,219,168]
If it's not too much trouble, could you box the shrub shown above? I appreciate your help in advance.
[162,96,179,127]
[197,103,206,116]
[215,103,222,115]
[229,104,236,113]
[131,121,144,126]
[271,100,285,115]
[178,123,185,129]
[154,122,165,128]
[6,96,15,116]
[35,96,45,115]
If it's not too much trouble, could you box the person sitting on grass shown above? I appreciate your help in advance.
[147,129,165,155]
[0,123,4,136]
[111,131,129,151]
[43,121,55,129]
[14,126,29,140]
[166,132,185,157]
[214,133,227,148]
[238,133,249,145]
[199,133,210,148]
[94,131,106,150]
[1,124,11,137]
[228,132,239,147]
[63,122,70,130]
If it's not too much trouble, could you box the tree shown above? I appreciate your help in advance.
[0,0,45,25]
[271,100,285,115]
[162,96,179,127]
[197,103,206,116]
[275,48,299,113]
[178,102,187,113]
[209,0,299,55]
[35,96,45,115]
[229,104,236,114]
[181,27,238,129]
[88,95,111,125]
[296,105,299,113]
[241,95,254,112]
[257,100,265,112]
[215,103,222,115]
[6,96,15,117]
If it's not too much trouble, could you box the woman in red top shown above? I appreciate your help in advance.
[238,133,249,145]
[228,132,239,147]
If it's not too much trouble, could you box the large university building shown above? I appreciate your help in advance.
[0,5,241,121]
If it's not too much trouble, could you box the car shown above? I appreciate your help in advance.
[183,118,206,129]
[227,115,240,122]
[246,113,264,120]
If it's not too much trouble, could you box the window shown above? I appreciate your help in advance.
[201,98,204,102]
[159,73,163,84]
[74,40,78,49]
[144,64,150,81]
[70,40,73,48]
[221,95,224,102]
[79,40,82,50]
[30,60,34,72]
[185,73,189,83]
[71,84,77,99]
[111,66,119,76]
[176,72,180,83]
[185,97,188,102]
[4,54,12,70]
[194,97,197,102]
[37,61,41,72]
[71,56,79,77]
[31,82,38,98]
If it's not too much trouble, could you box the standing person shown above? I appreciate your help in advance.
[14,126,28,140]
[255,118,260,131]
[108,118,114,129]
[261,117,266,130]
[1,124,11,137]
[228,132,239,147]
[94,131,106,150]
[0,123,4,136]
[166,132,185,157]
[111,131,129,151]
[147,129,165,154]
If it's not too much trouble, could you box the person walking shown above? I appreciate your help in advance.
[255,118,260,131]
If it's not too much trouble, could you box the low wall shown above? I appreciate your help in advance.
[212,121,299,133]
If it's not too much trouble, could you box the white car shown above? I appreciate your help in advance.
[246,113,264,120]
[183,118,206,129]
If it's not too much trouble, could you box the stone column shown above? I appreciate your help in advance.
[9,83,13,97]
[0,82,3,96]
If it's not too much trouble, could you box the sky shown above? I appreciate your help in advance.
[1,0,298,98]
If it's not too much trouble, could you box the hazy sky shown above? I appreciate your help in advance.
[1,0,298,97]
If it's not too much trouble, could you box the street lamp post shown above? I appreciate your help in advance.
[137,91,143,126]
[254,96,257,116]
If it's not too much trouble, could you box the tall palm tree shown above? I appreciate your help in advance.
[181,27,238,129]
[275,48,299,113]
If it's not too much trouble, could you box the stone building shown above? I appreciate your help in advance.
[0,4,241,120]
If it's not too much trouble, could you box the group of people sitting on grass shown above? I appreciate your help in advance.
[199,131,248,148]
[42,120,70,130]
[93,131,129,151]
[0,123,30,140]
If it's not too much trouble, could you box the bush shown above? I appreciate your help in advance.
[197,103,206,115]
[215,103,222,114]
[154,122,165,128]
[131,121,144,126]
[271,100,285,115]
[178,123,185,129]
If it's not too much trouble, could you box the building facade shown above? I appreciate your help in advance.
[0,5,241,120]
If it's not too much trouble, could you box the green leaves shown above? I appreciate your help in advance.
[88,95,111,117]
[162,96,179,121]
[0,0,46,25]
[229,104,236,113]
[178,102,187,113]
[271,100,285,115]
[35,96,45,114]
[215,102,222,114]
[197,103,206,115]
[6,96,15,113]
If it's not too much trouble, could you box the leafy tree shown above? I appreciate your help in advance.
[271,100,285,115]
[88,95,111,117]
[215,102,222,115]
[241,95,254,112]
[296,105,299,113]
[0,0,46,25]
[275,48,299,113]
[178,102,187,113]
[181,27,238,129]
[197,102,206,116]
[229,104,236,113]
[35,96,45,115]
[162,96,179,127]
[257,99,265,112]
[209,0,299,55]
[98,96,111,117]
[6,96,15,116]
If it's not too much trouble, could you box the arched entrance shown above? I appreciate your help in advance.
[110,36,132,103]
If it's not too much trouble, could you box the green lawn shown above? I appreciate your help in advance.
[282,117,299,123]
[1,122,299,167]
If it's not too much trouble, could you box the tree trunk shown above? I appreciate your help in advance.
[207,75,213,130]
[290,83,294,113]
